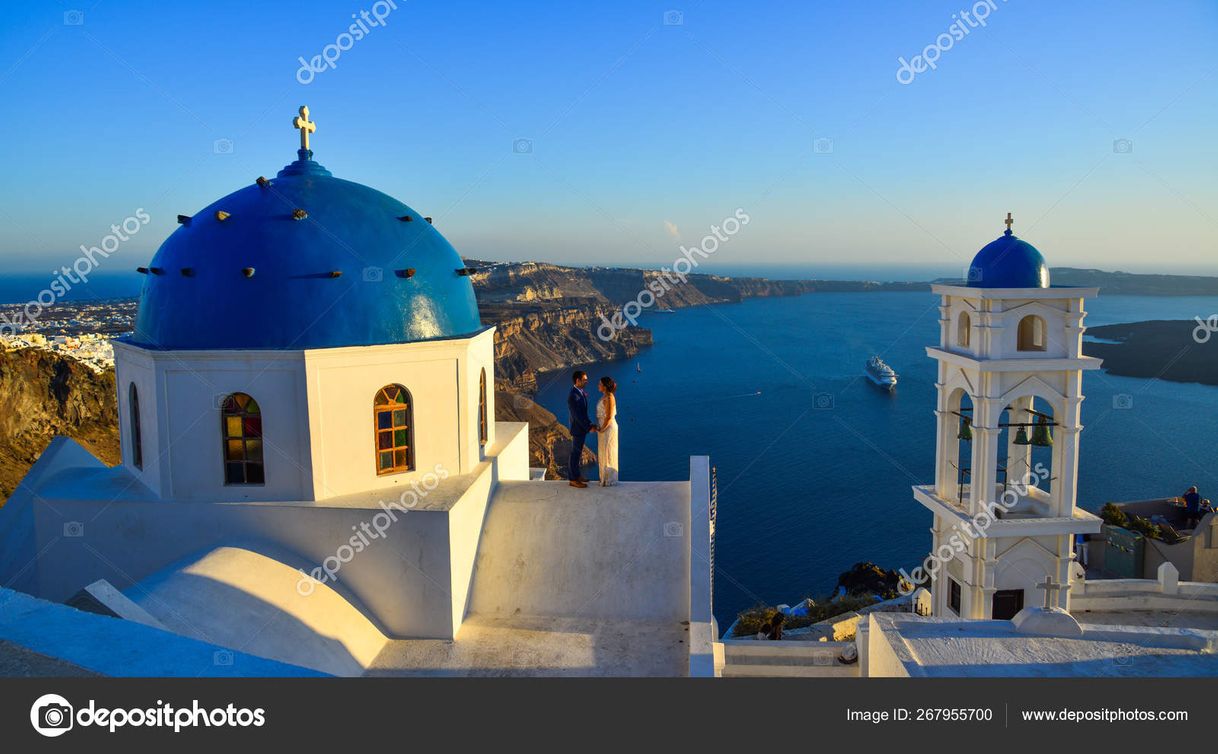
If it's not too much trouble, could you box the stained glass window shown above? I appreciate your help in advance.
[221,392,264,485]
[374,385,413,475]
[478,368,488,447]
[129,383,143,470]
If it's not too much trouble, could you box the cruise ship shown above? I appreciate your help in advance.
[865,356,898,390]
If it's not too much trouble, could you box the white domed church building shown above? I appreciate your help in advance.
[0,110,711,677]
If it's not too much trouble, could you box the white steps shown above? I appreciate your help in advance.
[720,640,860,678]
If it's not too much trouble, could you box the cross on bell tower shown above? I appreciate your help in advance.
[293,105,317,151]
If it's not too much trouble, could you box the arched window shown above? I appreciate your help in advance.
[478,368,488,447]
[1017,315,1047,352]
[957,311,971,349]
[374,385,414,475]
[221,393,264,485]
[128,383,143,470]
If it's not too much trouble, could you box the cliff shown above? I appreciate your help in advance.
[0,347,119,501]
[1085,320,1218,386]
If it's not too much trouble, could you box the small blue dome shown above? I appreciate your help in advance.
[966,230,1050,288]
[131,150,483,350]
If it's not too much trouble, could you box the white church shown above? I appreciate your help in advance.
[0,109,714,677]
[0,111,1215,678]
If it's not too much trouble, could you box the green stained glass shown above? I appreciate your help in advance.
[394,429,406,445]
[392,409,406,426]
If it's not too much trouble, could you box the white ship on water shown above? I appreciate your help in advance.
[865,356,897,390]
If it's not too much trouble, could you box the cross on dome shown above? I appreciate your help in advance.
[1004,212,1014,235]
[293,105,317,151]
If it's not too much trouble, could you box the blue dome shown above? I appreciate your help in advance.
[131,150,483,350]
[966,230,1050,288]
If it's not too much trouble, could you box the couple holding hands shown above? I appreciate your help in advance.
[566,370,619,488]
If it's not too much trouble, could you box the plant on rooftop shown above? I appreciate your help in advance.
[1100,503,1128,529]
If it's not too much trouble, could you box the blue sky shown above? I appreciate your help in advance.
[1,0,1216,275]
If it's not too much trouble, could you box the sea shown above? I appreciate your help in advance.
[533,291,1218,628]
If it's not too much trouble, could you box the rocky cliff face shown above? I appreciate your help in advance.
[0,348,119,501]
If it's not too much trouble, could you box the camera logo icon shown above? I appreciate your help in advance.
[30,693,74,737]
[63,521,84,538]
[813,137,834,154]
[966,265,983,283]
[663,521,683,537]
[362,266,384,282]
[214,649,234,666]
[213,138,234,155]
[512,138,533,154]
[1113,138,1133,154]
[813,392,835,410]
[663,10,684,25]
[63,10,84,25]
[1113,394,1134,410]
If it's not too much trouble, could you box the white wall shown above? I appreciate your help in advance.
[3,424,532,640]
[113,329,497,503]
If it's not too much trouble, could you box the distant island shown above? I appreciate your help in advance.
[1085,320,1218,387]
[1048,268,1218,296]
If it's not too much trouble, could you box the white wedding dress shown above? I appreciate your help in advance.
[596,396,619,486]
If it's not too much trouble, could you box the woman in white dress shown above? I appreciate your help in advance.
[595,376,619,486]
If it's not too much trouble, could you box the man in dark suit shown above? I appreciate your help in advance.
[567,370,596,488]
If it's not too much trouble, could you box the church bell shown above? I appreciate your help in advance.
[1031,415,1054,447]
[957,416,972,441]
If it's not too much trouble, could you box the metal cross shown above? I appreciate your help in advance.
[293,105,316,151]
[1004,212,1014,232]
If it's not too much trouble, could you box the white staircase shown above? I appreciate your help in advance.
[720,640,860,678]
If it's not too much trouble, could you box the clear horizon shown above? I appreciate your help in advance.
[1,0,1216,277]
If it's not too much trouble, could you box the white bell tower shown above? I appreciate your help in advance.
[912,215,1104,620]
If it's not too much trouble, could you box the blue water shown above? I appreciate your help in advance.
[534,292,1218,628]
[0,272,143,305]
